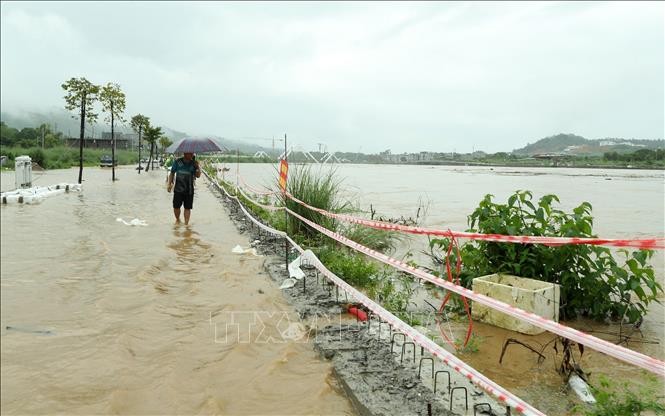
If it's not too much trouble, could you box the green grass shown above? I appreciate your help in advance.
[1,146,139,170]
[277,164,351,239]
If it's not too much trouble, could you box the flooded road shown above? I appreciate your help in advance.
[0,167,353,415]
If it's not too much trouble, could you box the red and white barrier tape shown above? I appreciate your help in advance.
[237,185,284,212]
[285,192,665,250]
[239,174,277,196]
[204,172,544,416]
[285,207,665,377]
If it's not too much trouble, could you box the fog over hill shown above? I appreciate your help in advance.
[0,108,271,154]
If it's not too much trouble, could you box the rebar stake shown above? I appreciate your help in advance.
[450,386,468,412]
[401,342,416,363]
[434,370,451,394]
[418,357,434,379]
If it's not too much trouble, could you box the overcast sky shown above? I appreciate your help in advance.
[1,1,663,153]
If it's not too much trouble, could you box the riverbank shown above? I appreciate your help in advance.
[208,175,510,415]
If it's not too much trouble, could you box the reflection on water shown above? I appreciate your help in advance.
[0,167,353,415]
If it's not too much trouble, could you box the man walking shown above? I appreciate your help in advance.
[167,152,201,225]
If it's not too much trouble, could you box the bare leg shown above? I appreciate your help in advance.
[184,209,191,225]
[174,208,181,223]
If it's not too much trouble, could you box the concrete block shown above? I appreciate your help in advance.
[471,273,560,335]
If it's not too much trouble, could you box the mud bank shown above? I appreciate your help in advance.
[207,180,514,416]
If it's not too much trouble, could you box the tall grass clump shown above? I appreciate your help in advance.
[277,164,350,239]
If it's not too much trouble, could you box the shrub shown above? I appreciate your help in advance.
[317,246,379,288]
[28,148,45,167]
[429,191,661,323]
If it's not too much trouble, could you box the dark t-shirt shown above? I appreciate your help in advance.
[171,158,197,195]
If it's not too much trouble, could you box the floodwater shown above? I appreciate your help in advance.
[0,167,354,415]
[231,162,665,413]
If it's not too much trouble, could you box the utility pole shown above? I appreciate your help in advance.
[41,125,45,149]
[236,148,240,188]
[284,133,288,268]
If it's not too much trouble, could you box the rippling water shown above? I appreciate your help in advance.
[0,167,353,415]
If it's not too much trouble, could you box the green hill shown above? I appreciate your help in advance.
[514,133,664,156]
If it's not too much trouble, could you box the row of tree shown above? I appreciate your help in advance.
[603,148,665,162]
[61,76,172,183]
[1,122,64,148]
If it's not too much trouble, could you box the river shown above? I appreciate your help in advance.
[0,167,353,415]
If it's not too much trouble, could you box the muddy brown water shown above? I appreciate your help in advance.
[232,163,665,413]
[0,167,354,415]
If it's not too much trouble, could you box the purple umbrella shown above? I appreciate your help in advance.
[166,137,224,154]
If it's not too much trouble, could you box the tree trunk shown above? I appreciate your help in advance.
[138,126,142,174]
[111,101,116,181]
[77,94,86,184]
[146,142,153,172]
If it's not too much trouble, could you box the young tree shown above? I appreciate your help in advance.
[159,135,173,154]
[143,125,162,172]
[130,114,150,174]
[99,83,126,181]
[62,77,99,183]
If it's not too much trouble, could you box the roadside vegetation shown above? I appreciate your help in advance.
[1,146,138,170]
[427,191,661,323]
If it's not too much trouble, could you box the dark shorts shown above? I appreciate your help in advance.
[173,192,194,209]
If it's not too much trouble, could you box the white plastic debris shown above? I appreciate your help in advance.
[279,278,297,289]
[288,255,305,280]
[568,374,596,404]
[116,218,148,226]
[231,245,258,256]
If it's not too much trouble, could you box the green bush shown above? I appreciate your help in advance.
[317,246,379,288]
[28,148,45,167]
[429,190,661,323]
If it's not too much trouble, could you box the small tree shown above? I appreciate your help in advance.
[143,125,162,172]
[99,83,126,181]
[131,114,150,174]
[62,77,99,183]
[159,135,173,154]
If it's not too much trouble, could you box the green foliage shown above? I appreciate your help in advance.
[277,164,350,239]
[1,146,138,169]
[317,246,379,288]
[604,149,665,162]
[159,136,173,153]
[577,374,665,416]
[338,223,402,254]
[28,148,45,167]
[429,190,661,322]
[0,122,64,148]
[99,83,126,123]
[61,77,100,124]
